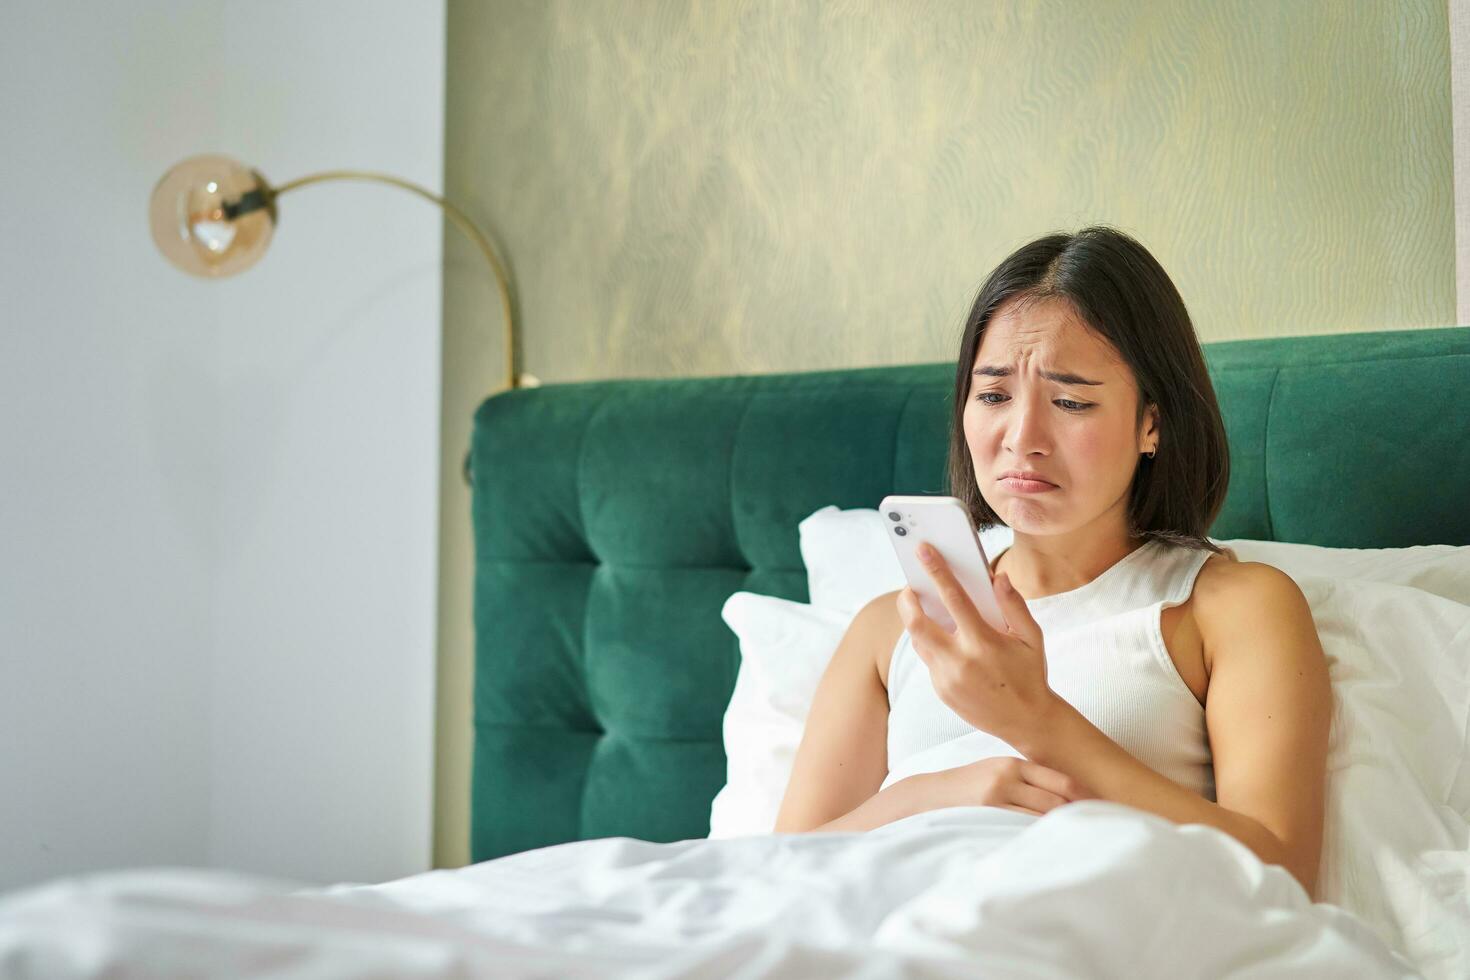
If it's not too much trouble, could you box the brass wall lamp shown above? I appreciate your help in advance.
[147,154,535,394]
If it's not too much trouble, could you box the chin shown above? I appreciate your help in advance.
[1001,501,1060,530]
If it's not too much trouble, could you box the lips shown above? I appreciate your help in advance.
[999,471,1057,487]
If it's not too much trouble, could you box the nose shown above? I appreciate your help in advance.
[1002,391,1051,459]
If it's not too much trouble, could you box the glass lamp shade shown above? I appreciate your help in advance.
[149,154,277,277]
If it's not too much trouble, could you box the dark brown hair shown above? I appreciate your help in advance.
[945,225,1230,555]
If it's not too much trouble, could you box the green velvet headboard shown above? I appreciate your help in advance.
[467,326,1470,862]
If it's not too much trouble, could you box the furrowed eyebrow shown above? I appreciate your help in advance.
[972,365,1104,386]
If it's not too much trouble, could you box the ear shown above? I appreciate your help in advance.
[1140,401,1161,454]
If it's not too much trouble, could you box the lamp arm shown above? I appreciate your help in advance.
[272,169,520,396]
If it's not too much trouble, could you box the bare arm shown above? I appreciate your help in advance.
[772,592,900,833]
[803,772,938,833]
[1194,561,1331,897]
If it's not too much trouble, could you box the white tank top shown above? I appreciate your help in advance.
[880,535,1216,802]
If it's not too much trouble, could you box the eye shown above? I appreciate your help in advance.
[972,392,1093,412]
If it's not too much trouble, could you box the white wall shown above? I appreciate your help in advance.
[0,0,443,892]
[1454,0,1469,324]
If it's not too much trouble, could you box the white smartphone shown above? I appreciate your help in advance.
[879,494,1009,635]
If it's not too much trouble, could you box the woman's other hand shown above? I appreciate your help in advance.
[931,756,1100,816]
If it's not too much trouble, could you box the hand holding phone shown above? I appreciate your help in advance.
[880,494,1009,635]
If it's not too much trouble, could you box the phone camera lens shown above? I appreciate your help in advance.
[887,511,901,522]
[894,526,907,536]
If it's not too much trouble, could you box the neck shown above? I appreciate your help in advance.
[992,524,1147,600]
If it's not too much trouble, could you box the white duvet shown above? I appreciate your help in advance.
[0,800,1421,979]
[4,539,1468,977]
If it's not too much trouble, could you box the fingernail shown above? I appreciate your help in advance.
[917,543,934,562]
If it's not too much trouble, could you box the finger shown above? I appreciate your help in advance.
[1009,782,1070,814]
[896,586,913,624]
[993,572,1043,649]
[897,588,931,647]
[916,544,998,642]
[1019,760,1093,802]
[900,587,954,658]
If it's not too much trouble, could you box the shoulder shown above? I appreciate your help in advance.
[1194,552,1303,607]
[1191,554,1314,672]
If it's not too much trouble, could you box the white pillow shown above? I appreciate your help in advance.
[715,504,1470,975]
[708,593,850,838]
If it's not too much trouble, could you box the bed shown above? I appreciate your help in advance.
[2,325,1468,978]
[466,324,1470,861]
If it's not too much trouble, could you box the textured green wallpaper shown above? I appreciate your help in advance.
[434,0,1454,866]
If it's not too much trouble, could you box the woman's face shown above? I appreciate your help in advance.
[963,295,1157,536]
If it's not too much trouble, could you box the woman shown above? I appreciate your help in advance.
[772,226,1332,901]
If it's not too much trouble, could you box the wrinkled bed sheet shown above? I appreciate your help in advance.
[0,800,1423,979]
